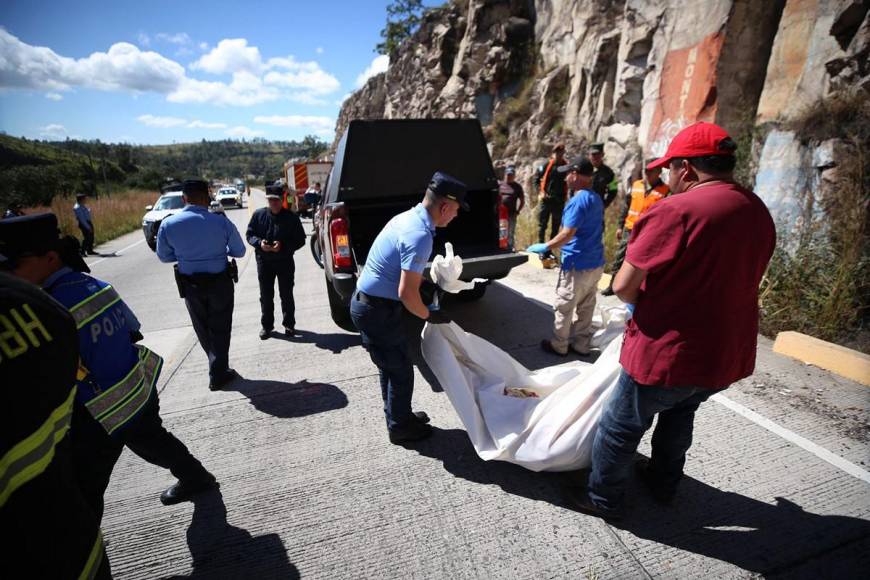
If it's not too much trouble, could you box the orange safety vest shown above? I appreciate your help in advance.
[624,179,669,230]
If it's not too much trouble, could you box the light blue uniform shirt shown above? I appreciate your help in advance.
[73,202,92,230]
[156,205,246,274]
[357,204,435,301]
[560,188,605,271]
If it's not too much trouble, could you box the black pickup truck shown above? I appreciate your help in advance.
[312,118,527,331]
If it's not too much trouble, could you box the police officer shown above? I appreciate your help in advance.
[350,172,465,444]
[588,143,616,208]
[0,213,218,513]
[74,192,97,256]
[246,185,306,339]
[0,271,111,579]
[157,179,246,391]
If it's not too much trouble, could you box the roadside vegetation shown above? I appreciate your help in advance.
[758,94,869,352]
[25,190,160,248]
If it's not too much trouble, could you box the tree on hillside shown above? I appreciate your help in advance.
[376,0,425,56]
[302,135,328,160]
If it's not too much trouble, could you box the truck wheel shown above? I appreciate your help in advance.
[310,234,324,269]
[327,280,356,332]
[455,281,488,302]
[147,239,157,252]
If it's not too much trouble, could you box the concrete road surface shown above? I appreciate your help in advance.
[90,189,869,579]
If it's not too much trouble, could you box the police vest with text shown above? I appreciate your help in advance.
[48,271,163,437]
[624,180,670,231]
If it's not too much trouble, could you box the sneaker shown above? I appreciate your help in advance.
[412,411,430,424]
[565,486,623,522]
[541,339,568,357]
[388,421,432,444]
[569,344,592,356]
[259,328,271,340]
[284,326,295,336]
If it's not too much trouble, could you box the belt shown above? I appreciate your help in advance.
[357,290,400,307]
[179,269,228,282]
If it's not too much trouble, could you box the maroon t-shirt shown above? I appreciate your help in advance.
[620,181,776,389]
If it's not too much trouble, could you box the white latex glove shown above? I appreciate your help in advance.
[430,242,487,294]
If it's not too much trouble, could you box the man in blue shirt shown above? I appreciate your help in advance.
[527,157,605,356]
[351,172,466,444]
[74,193,97,256]
[157,179,246,391]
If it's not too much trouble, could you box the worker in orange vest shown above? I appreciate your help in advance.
[536,143,568,244]
[602,159,669,296]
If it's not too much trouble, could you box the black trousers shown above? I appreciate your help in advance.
[79,225,95,255]
[257,257,295,330]
[72,392,209,521]
[538,201,564,242]
[181,273,234,381]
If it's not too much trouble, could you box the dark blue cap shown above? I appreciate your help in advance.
[428,171,469,210]
[183,179,209,195]
[0,212,60,261]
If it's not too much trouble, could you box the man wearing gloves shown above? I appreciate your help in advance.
[350,172,466,444]
[246,185,307,339]
[527,158,604,357]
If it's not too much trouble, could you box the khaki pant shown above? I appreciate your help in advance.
[552,266,604,354]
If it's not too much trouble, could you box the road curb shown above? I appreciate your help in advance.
[773,331,870,386]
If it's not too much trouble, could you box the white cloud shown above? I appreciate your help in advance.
[0,29,185,93]
[156,32,191,45]
[355,54,389,88]
[263,67,339,95]
[198,41,209,51]
[137,114,188,128]
[254,115,334,133]
[187,120,227,129]
[39,124,66,138]
[192,38,262,74]
[168,72,281,106]
[226,125,263,138]
[315,47,324,54]
[137,32,150,47]
[45,92,63,101]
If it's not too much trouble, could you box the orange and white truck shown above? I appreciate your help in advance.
[282,160,333,216]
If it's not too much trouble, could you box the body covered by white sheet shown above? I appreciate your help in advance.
[421,308,626,472]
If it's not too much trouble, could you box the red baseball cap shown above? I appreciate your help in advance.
[647,122,735,170]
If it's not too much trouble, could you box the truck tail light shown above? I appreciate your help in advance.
[498,203,509,250]
[330,217,353,269]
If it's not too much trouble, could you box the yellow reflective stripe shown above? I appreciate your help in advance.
[0,387,76,507]
[70,286,121,329]
[86,347,151,418]
[78,530,104,580]
[89,347,162,435]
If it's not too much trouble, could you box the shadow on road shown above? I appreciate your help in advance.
[166,488,300,579]
[411,427,870,576]
[269,329,361,354]
[226,378,348,419]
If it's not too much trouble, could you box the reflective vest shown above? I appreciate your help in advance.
[624,179,670,230]
[49,270,163,436]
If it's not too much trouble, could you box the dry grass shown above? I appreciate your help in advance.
[24,190,160,247]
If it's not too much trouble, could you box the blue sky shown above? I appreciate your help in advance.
[0,0,441,144]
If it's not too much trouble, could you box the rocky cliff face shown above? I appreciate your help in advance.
[337,0,869,229]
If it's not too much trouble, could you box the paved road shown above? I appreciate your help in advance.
[92,190,869,579]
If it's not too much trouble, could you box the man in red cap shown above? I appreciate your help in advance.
[568,122,776,520]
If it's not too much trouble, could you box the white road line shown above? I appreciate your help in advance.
[88,238,146,267]
[495,279,870,485]
[712,393,870,484]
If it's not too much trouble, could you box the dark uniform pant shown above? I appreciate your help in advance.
[181,273,234,381]
[610,234,630,276]
[72,392,210,521]
[79,224,95,255]
[349,291,414,431]
[538,200,564,243]
[256,257,295,330]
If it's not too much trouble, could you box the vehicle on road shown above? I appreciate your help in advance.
[312,118,527,331]
[283,160,332,217]
[216,186,243,209]
[143,181,185,251]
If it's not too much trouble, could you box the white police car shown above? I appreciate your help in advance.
[216,187,242,209]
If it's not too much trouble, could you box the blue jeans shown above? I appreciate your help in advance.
[350,291,414,431]
[588,369,715,512]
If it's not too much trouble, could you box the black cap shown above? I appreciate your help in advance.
[183,179,209,195]
[75,192,88,199]
[588,143,605,154]
[265,185,283,199]
[556,156,595,176]
[0,213,61,262]
[428,171,469,210]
